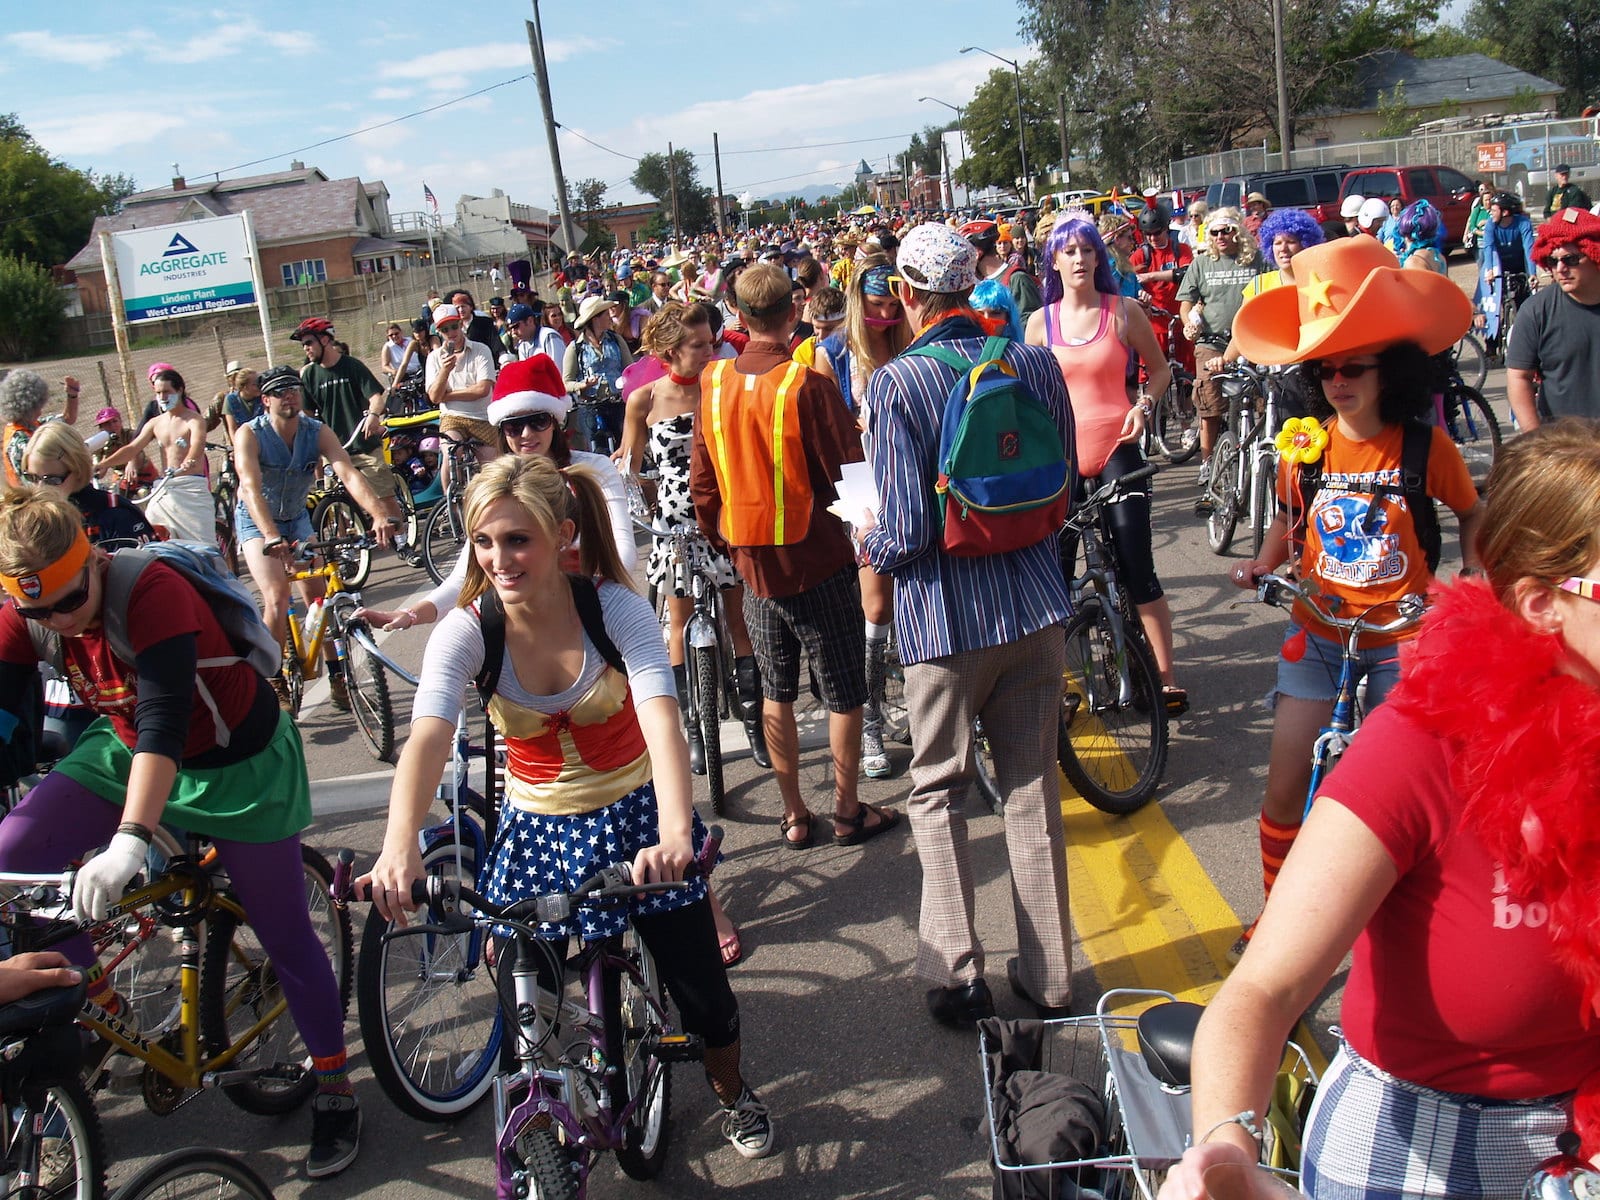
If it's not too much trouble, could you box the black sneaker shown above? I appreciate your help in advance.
[307,1092,361,1179]
[721,1085,775,1159]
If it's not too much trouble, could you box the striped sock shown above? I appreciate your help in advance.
[84,963,123,1016]
[1260,813,1304,901]
[313,1052,354,1096]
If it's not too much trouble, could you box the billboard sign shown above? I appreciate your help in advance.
[111,214,258,323]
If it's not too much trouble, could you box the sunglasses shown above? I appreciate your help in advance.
[1307,360,1379,381]
[1541,253,1588,271]
[1559,577,1600,603]
[14,569,92,621]
[1209,225,1239,235]
[20,471,69,486]
[501,412,557,436]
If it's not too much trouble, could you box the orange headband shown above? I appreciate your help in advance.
[0,526,90,604]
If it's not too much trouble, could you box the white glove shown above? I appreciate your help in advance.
[72,833,149,924]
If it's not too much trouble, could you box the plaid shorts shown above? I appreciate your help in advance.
[743,567,867,711]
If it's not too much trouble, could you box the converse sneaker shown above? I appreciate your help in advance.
[307,1091,361,1179]
[861,725,892,780]
[721,1085,775,1159]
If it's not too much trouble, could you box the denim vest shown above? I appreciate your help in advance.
[576,332,625,399]
[245,413,322,522]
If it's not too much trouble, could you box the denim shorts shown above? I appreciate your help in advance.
[236,504,312,547]
[1271,622,1401,708]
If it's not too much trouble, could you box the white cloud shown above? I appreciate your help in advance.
[3,18,305,69]
[30,110,191,157]
[3,32,125,67]
[378,35,613,87]
[373,86,413,101]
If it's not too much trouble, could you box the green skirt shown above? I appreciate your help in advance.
[53,712,312,844]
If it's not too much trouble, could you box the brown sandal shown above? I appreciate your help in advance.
[779,810,815,851]
[833,802,901,847]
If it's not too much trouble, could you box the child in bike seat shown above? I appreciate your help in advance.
[364,453,776,1160]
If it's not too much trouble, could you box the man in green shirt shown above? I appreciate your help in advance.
[1545,165,1593,220]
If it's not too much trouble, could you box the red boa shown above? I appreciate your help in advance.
[1387,579,1600,1152]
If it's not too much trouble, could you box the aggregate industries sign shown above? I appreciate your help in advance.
[111,214,258,323]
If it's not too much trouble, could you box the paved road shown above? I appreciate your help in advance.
[94,374,1510,1197]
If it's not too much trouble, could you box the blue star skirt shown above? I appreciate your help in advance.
[482,782,712,942]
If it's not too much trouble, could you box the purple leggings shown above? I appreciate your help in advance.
[0,772,345,1059]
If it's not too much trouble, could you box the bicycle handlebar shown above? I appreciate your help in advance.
[1068,463,1160,529]
[1254,573,1427,636]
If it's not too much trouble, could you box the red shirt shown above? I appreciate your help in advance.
[1129,238,1193,315]
[1329,703,1600,1097]
[0,561,260,760]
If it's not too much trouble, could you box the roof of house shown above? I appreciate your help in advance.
[351,236,413,257]
[67,169,383,272]
[1326,51,1562,115]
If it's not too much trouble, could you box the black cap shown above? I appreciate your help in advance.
[1557,164,1572,175]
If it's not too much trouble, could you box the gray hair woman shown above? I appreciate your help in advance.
[2,369,80,490]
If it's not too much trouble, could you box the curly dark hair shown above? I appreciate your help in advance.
[1302,340,1435,426]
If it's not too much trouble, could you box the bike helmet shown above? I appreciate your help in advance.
[291,316,334,342]
[1137,205,1170,235]
[959,220,1000,252]
[1490,190,1522,214]
[256,365,302,395]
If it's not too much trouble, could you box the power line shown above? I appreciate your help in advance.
[556,124,640,162]
[197,73,534,180]
[703,132,920,157]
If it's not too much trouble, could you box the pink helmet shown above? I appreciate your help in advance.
[420,436,440,452]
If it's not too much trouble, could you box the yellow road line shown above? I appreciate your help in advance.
[1060,780,1328,1075]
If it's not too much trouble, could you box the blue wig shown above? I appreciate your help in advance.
[1398,199,1443,250]
[971,278,1025,341]
[1256,208,1325,268]
[1040,216,1117,304]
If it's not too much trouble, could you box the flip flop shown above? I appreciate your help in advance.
[1162,686,1190,717]
[833,802,901,847]
[719,927,743,969]
[779,810,815,851]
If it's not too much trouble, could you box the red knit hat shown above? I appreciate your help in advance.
[486,353,571,426]
[1533,206,1600,264]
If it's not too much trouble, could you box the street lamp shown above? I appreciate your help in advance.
[919,96,970,206]
[960,46,1031,203]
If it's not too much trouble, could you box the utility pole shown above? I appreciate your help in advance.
[1272,0,1292,169]
[526,3,577,258]
[1057,92,1071,184]
[667,142,682,248]
[713,132,726,236]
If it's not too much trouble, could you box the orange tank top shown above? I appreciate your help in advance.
[1044,296,1132,478]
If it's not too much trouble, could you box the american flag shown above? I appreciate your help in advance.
[424,183,438,213]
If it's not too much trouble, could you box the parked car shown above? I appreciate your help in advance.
[1337,164,1477,248]
[1205,166,1355,224]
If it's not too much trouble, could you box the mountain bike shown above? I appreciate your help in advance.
[1432,364,1502,494]
[305,428,419,589]
[1448,330,1487,391]
[0,974,104,1200]
[1142,308,1200,465]
[350,707,501,1121]
[278,535,376,727]
[1205,362,1300,558]
[420,429,489,585]
[110,1148,275,1200]
[1058,464,1169,814]
[348,831,723,1200]
[1250,574,1425,818]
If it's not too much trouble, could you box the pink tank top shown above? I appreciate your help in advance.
[1044,296,1132,478]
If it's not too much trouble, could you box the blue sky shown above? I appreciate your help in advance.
[2,2,1036,218]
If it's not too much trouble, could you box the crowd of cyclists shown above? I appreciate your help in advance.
[1,174,1599,1197]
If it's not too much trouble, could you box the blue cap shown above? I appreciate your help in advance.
[507,303,536,324]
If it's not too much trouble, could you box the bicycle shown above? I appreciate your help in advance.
[305,427,418,590]
[980,988,1319,1200]
[1142,308,1200,465]
[419,429,490,585]
[347,830,722,1200]
[1432,366,1502,494]
[1249,574,1425,818]
[574,380,623,457]
[1057,464,1170,814]
[206,442,240,576]
[278,535,378,727]
[351,707,501,1121]
[1206,363,1289,558]
[110,1148,275,1200]
[1448,329,1488,391]
[0,834,352,1121]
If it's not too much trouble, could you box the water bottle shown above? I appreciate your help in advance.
[304,598,326,648]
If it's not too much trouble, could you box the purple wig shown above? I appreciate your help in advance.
[1398,199,1444,250]
[1257,208,1325,268]
[1040,216,1117,305]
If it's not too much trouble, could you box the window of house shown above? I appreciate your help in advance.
[281,259,327,287]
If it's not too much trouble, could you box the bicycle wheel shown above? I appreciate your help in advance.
[198,848,352,1116]
[310,496,371,591]
[1450,331,1488,391]
[109,1148,273,1200]
[1249,454,1276,558]
[212,487,239,577]
[1444,384,1502,493]
[1154,374,1200,465]
[421,498,466,586]
[11,1075,105,1200]
[692,644,726,816]
[506,1124,577,1200]
[881,635,909,745]
[613,932,674,1181]
[1206,431,1242,555]
[391,476,420,549]
[972,719,1001,814]
[344,623,394,762]
[1058,600,1169,814]
[356,837,502,1121]
[281,647,304,719]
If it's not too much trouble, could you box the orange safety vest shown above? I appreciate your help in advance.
[702,358,813,547]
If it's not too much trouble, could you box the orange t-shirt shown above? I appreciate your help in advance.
[1276,421,1476,645]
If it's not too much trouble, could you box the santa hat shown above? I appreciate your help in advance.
[486,354,571,426]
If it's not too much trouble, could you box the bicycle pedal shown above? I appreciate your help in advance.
[645,1031,703,1062]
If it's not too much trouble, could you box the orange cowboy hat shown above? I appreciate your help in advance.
[1234,236,1472,364]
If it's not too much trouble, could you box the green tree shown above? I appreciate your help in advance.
[0,116,133,269]
[958,62,1058,197]
[1464,0,1600,112]
[0,254,66,359]
[631,149,713,236]
[1375,80,1417,136]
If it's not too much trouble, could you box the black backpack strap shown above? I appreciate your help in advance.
[1400,420,1440,571]
[569,575,626,675]
[473,591,506,712]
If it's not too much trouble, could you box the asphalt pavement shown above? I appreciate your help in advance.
[94,371,1510,1198]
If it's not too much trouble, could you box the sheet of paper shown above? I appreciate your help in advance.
[828,460,881,526]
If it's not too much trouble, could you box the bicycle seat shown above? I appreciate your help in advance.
[1136,1000,1203,1089]
[0,975,87,1038]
